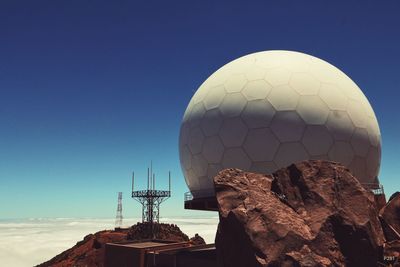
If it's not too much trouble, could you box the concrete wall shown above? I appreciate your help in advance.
[104,244,144,267]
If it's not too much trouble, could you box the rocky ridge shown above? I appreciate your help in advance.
[214,160,386,267]
[37,222,205,267]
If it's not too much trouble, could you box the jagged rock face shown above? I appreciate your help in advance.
[37,230,129,267]
[214,160,384,267]
[380,192,400,241]
[380,193,400,260]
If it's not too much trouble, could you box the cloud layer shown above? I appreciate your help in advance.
[0,217,218,267]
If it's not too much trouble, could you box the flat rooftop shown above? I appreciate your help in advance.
[112,241,168,248]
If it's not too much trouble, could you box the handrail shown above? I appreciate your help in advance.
[362,183,384,196]
[184,188,215,201]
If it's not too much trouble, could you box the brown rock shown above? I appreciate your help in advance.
[384,240,400,258]
[380,192,400,241]
[285,245,332,267]
[36,230,129,267]
[190,233,206,245]
[127,222,190,242]
[214,160,384,267]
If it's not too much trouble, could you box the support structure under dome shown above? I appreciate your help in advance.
[184,189,218,211]
[184,180,386,212]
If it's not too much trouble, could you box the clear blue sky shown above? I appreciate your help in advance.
[0,0,399,219]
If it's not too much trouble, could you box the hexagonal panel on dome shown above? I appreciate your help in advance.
[267,85,300,111]
[188,102,206,128]
[188,127,205,155]
[366,118,381,147]
[219,92,247,117]
[241,99,276,128]
[201,109,223,137]
[351,128,370,157]
[289,72,320,95]
[219,117,248,147]
[250,161,278,175]
[225,55,255,75]
[274,142,309,168]
[207,163,223,181]
[244,66,267,81]
[242,80,272,101]
[222,147,252,170]
[203,85,226,110]
[180,145,192,170]
[366,146,380,177]
[281,53,312,73]
[265,67,292,86]
[302,125,333,156]
[182,104,193,124]
[192,154,208,178]
[198,175,213,191]
[328,141,354,166]
[243,128,280,161]
[192,81,216,105]
[179,122,190,145]
[308,57,342,84]
[347,99,367,128]
[296,95,330,125]
[326,110,355,141]
[224,74,248,93]
[254,52,284,69]
[361,96,377,119]
[337,78,364,101]
[203,68,230,88]
[202,136,225,164]
[319,83,348,111]
[271,111,306,142]
[184,168,199,190]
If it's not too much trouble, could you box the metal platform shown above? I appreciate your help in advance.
[184,183,386,212]
[184,191,218,211]
[362,183,384,195]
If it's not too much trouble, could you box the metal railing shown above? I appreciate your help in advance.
[184,188,215,201]
[184,191,193,201]
[132,190,171,198]
[362,183,384,196]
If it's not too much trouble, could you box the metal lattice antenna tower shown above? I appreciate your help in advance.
[115,192,123,229]
[131,162,171,236]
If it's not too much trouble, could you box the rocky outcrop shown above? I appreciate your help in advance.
[190,233,206,245]
[385,240,400,259]
[127,222,190,242]
[380,192,400,241]
[37,223,205,267]
[214,160,384,267]
[37,230,129,267]
[380,193,400,264]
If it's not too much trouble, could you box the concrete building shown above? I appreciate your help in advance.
[104,239,217,267]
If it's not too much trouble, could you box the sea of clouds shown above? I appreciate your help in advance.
[0,216,219,267]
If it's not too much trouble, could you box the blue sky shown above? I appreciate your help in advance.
[0,0,399,219]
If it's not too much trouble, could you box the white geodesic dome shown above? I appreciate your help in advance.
[179,50,381,198]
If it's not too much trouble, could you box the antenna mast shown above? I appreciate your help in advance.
[131,162,171,237]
